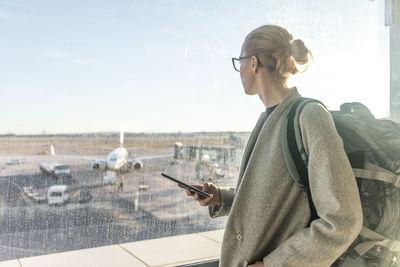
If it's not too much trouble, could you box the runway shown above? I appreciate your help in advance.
[0,146,236,262]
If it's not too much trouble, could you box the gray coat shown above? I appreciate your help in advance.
[209,88,363,267]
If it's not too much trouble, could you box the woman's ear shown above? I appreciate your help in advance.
[251,56,260,74]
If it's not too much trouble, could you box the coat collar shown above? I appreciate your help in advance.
[238,87,302,180]
[263,87,301,128]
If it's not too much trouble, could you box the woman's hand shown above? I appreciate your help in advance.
[248,261,264,267]
[178,182,222,206]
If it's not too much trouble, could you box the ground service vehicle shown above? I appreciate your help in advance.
[47,185,69,205]
[40,162,71,178]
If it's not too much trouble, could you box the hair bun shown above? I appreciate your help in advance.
[243,25,312,81]
[290,39,310,65]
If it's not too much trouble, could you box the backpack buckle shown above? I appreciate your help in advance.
[395,176,400,188]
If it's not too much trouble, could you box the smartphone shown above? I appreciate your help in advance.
[160,172,211,199]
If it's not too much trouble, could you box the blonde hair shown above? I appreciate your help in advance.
[242,25,312,83]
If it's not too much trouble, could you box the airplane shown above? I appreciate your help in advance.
[51,130,173,173]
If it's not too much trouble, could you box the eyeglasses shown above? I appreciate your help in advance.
[231,55,263,72]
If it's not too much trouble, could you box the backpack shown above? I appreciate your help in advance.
[281,97,400,267]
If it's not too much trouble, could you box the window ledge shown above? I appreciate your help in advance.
[0,229,224,267]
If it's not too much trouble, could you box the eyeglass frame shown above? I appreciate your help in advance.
[231,55,263,72]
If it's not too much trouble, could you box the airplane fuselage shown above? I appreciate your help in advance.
[106,147,129,170]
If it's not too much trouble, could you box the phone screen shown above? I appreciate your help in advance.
[160,173,211,199]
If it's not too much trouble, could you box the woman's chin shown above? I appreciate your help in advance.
[244,88,256,95]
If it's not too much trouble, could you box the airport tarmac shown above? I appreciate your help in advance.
[0,141,238,262]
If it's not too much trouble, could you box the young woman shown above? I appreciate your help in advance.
[179,24,363,267]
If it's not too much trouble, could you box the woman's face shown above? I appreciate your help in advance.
[239,47,257,95]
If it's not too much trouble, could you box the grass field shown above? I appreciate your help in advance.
[0,133,249,154]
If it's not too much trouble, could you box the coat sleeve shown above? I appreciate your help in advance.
[262,103,363,266]
[208,187,236,218]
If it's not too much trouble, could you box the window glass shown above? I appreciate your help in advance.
[0,0,389,261]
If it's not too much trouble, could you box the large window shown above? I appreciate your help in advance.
[0,0,389,261]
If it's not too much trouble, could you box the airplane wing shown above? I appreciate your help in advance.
[127,153,173,163]
[56,154,107,163]
[51,145,107,163]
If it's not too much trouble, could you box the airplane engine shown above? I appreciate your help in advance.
[92,161,102,170]
[132,160,143,170]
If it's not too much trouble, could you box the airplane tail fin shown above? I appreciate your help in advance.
[50,145,55,156]
[120,127,124,148]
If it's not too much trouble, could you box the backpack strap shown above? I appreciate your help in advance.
[353,161,400,188]
[354,226,400,255]
[281,97,325,224]
[282,98,316,188]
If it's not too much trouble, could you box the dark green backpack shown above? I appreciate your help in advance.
[281,97,400,267]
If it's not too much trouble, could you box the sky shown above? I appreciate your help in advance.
[0,0,390,134]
